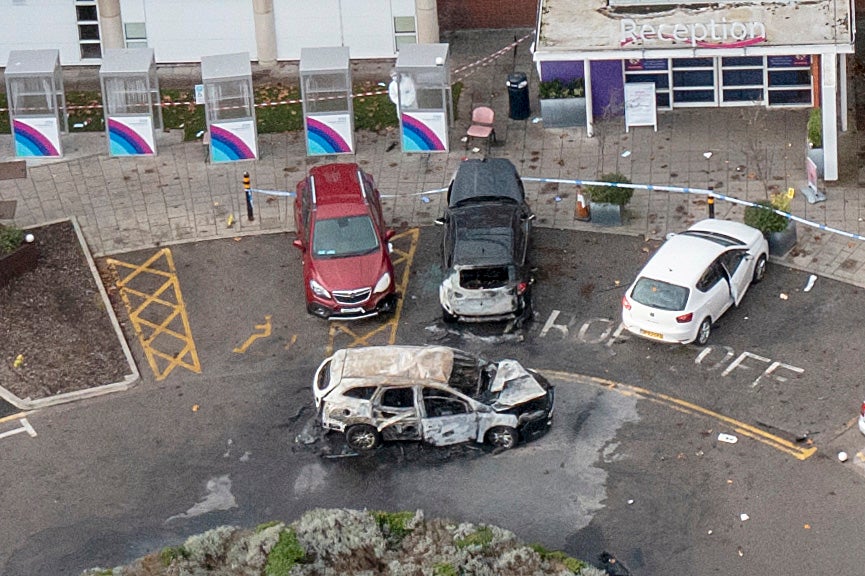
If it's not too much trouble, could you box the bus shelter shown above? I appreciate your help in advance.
[391,43,451,153]
[300,47,354,156]
[99,48,161,156]
[201,52,258,163]
[4,49,66,158]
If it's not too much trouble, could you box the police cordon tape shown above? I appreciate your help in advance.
[521,176,865,242]
[247,174,865,243]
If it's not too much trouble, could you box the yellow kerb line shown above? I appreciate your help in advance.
[541,370,816,461]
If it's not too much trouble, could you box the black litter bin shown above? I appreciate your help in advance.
[506,72,530,120]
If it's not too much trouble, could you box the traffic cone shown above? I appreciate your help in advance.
[575,192,590,221]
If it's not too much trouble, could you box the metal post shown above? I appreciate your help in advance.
[707,187,715,219]
[244,172,254,221]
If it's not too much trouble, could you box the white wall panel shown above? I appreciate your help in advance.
[0,1,83,65]
[273,0,341,61]
[144,0,256,62]
[341,0,394,58]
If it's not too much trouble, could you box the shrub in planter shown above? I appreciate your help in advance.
[744,189,794,234]
[807,107,822,149]
[538,78,585,99]
[585,172,633,206]
[744,200,789,233]
[0,224,24,255]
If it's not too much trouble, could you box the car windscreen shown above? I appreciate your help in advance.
[678,230,744,247]
[631,277,690,311]
[312,215,379,258]
[451,209,515,265]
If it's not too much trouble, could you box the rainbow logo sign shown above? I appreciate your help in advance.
[13,118,61,158]
[210,123,257,163]
[108,117,155,156]
[306,115,353,155]
[401,112,447,152]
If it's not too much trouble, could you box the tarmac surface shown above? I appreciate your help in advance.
[2,28,865,280]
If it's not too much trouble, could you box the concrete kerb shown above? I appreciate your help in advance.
[0,216,140,410]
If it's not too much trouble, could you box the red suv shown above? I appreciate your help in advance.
[293,163,396,319]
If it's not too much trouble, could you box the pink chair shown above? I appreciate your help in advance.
[466,106,496,151]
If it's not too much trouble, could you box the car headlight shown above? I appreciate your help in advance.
[310,279,331,298]
[373,271,391,294]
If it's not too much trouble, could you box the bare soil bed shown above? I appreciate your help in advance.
[0,220,129,401]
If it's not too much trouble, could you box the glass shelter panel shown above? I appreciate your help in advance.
[394,43,451,153]
[5,49,66,157]
[205,80,254,122]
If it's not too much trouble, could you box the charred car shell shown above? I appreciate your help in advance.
[436,158,534,323]
[313,345,554,451]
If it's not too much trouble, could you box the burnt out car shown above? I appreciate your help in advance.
[435,158,535,323]
[312,345,554,451]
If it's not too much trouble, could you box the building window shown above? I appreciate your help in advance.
[767,55,812,106]
[76,0,101,60]
[394,16,417,50]
[124,22,148,48]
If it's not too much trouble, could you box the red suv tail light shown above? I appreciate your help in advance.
[517,281,528,295]
[621,295,631,310]
[676,312,693,323]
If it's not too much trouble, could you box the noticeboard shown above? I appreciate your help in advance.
[624,82,657,132]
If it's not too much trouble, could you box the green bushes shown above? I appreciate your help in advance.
[539,78,585,99]
[807,107,822,148]
[264,528,306,576]
[585,172,633,206]
[0,224,24,255]
[744,199,790,233]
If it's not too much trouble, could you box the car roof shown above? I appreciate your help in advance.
[449,158,524,207]
[329,345,455,387]
[638,219,752,285]
[307,163,370,219]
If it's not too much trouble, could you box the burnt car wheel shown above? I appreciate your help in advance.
[485,426,518,450]
[442,307,458,323]
[345,424,381,451]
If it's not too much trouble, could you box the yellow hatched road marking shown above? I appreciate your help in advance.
[106,249,201,381]
[326,228,420,354]
[541,370,817,461]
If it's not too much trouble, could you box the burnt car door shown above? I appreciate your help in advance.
[373,386,422,441]
[420,387,479,446]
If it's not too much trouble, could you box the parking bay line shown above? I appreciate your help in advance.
[0,417,37,441]
[541,370,816,461]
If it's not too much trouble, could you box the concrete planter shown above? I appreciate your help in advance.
[0,241,39,288]
[540,97,587,128]
[767,220,797,256]
[589,201,624,226]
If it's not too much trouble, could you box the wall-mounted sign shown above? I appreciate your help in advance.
[210,121,257,163]
[13,117,61,158]
[624,82,657,132]
[401,112,448,153]
[306,114,354,155]
[108,116,155,156]
[620,17,766,48]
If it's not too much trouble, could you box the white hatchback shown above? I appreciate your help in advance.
[622,219,769,345]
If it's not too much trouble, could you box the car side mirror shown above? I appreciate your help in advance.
[525,213,536,221]
[385,229,396,241]
[292,239,305,251]
[434,217,446,226]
